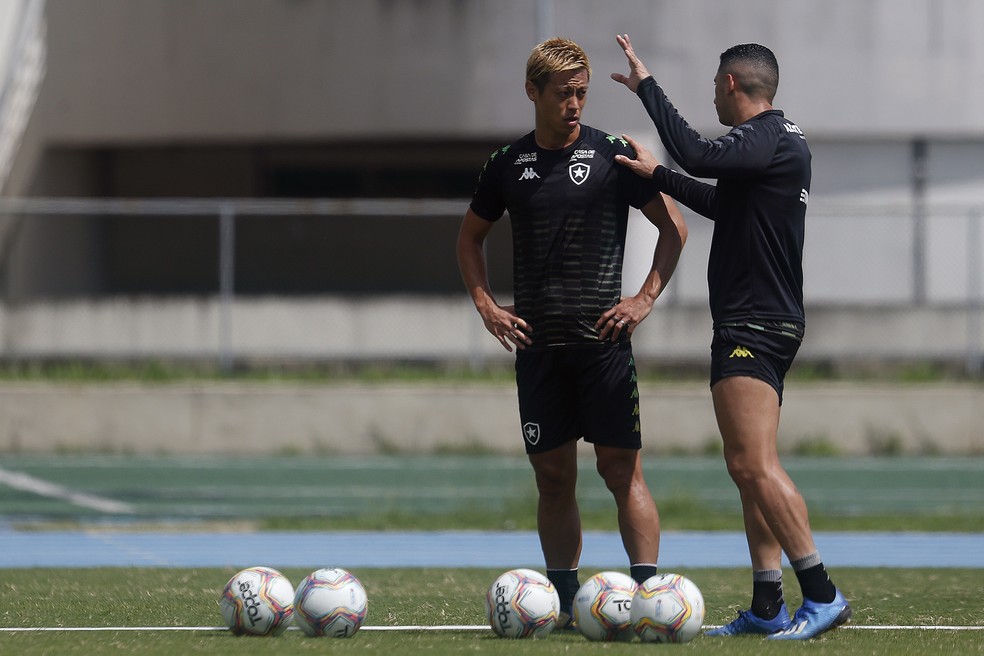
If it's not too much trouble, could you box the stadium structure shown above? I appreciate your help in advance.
[0,0,982,371]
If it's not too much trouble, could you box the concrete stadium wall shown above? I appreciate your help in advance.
[0,381,980,456]
[4,0,983,304]
[34,0,984,142]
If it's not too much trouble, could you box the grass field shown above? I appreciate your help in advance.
[3,454,983,532]
[2,454,983,653]
[1,567,982,655]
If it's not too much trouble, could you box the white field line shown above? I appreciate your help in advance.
[0,625,488,632]
[1,624,982,633]
[0,466,134,514]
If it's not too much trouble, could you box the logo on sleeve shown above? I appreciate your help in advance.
[784,122,806,139]
[568,162,590,185]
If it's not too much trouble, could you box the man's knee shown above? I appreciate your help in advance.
[531,453,577,496]
[724,455,757,489]
[595,450,640,495]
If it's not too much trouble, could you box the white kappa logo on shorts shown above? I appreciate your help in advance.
[522,422,541,446]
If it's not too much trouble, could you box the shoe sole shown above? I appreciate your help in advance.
[830,604,853,631]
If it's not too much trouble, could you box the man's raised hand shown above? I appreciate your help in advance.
[610,34,651,93]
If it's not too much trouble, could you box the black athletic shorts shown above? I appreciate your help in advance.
[710,322,804,404]
[514,341,641,454]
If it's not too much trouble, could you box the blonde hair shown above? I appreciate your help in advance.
[526,38,591,90]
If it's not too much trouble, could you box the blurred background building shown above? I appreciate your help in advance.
[0,0,982,372]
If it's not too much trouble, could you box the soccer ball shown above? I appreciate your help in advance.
[631,573,705,643]
[219,566,294,636]
[573,571,637,642]
[485,568,561,638]
[293,568,369,638]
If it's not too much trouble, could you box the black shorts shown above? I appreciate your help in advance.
[710,322,803,404]
[514,341,641,454]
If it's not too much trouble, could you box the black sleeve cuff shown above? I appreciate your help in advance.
[637,75,657,95]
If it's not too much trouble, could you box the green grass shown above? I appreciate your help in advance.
[6,454,982,532]
[1,567,982,655]
[255,500,984,533]
[0,360,519,385]
[1,358,979,384]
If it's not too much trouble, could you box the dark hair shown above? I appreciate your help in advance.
[719,43,779,101]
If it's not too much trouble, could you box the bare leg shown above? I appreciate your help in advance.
[594,445,660,564]
[739,483,784,571]
[712,376,817,563]
[529,441,582,568]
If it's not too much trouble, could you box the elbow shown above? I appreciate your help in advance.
[677,220,689,249]
[677,209,689,245]
[662,195,689,247]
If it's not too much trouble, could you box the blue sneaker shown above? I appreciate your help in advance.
[768,589,851,640]
[705,604,791,636]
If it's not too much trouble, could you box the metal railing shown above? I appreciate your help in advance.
[0,197,982,372]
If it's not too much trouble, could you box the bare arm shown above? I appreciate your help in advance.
[456,208,532,352]
[595,193,687,341]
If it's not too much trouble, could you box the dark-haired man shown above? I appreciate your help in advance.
[611,35,851,640]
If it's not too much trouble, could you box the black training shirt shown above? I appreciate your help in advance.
[470,125,657,347]
[636,76,810,328]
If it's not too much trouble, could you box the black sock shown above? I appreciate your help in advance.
[750,569,784,620]
[791,554,837,604]
[630,563,658,585]
[546,569,580,614]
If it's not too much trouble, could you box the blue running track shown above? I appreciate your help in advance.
[2,529,982,569]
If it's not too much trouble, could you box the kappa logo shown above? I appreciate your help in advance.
[568,162,590,185]
[522,422,541,445]
[518,167,540,181]
[729,346,755,359]
[783,122,806,140]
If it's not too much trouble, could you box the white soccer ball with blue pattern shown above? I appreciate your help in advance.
[485,568,561,638]
[219,566,294,636]
[293,567,368,638]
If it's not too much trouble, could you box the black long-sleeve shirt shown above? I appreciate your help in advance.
[637,76,810,329]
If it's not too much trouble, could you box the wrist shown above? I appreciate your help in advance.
[637,75,656,93]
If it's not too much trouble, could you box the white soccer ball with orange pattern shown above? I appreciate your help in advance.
[573,571,637,642]
[630,572,705,643]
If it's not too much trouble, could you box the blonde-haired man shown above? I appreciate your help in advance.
[457,38,687,623]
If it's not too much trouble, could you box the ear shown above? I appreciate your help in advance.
[724,73,738,94]
[525,80,537,101]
